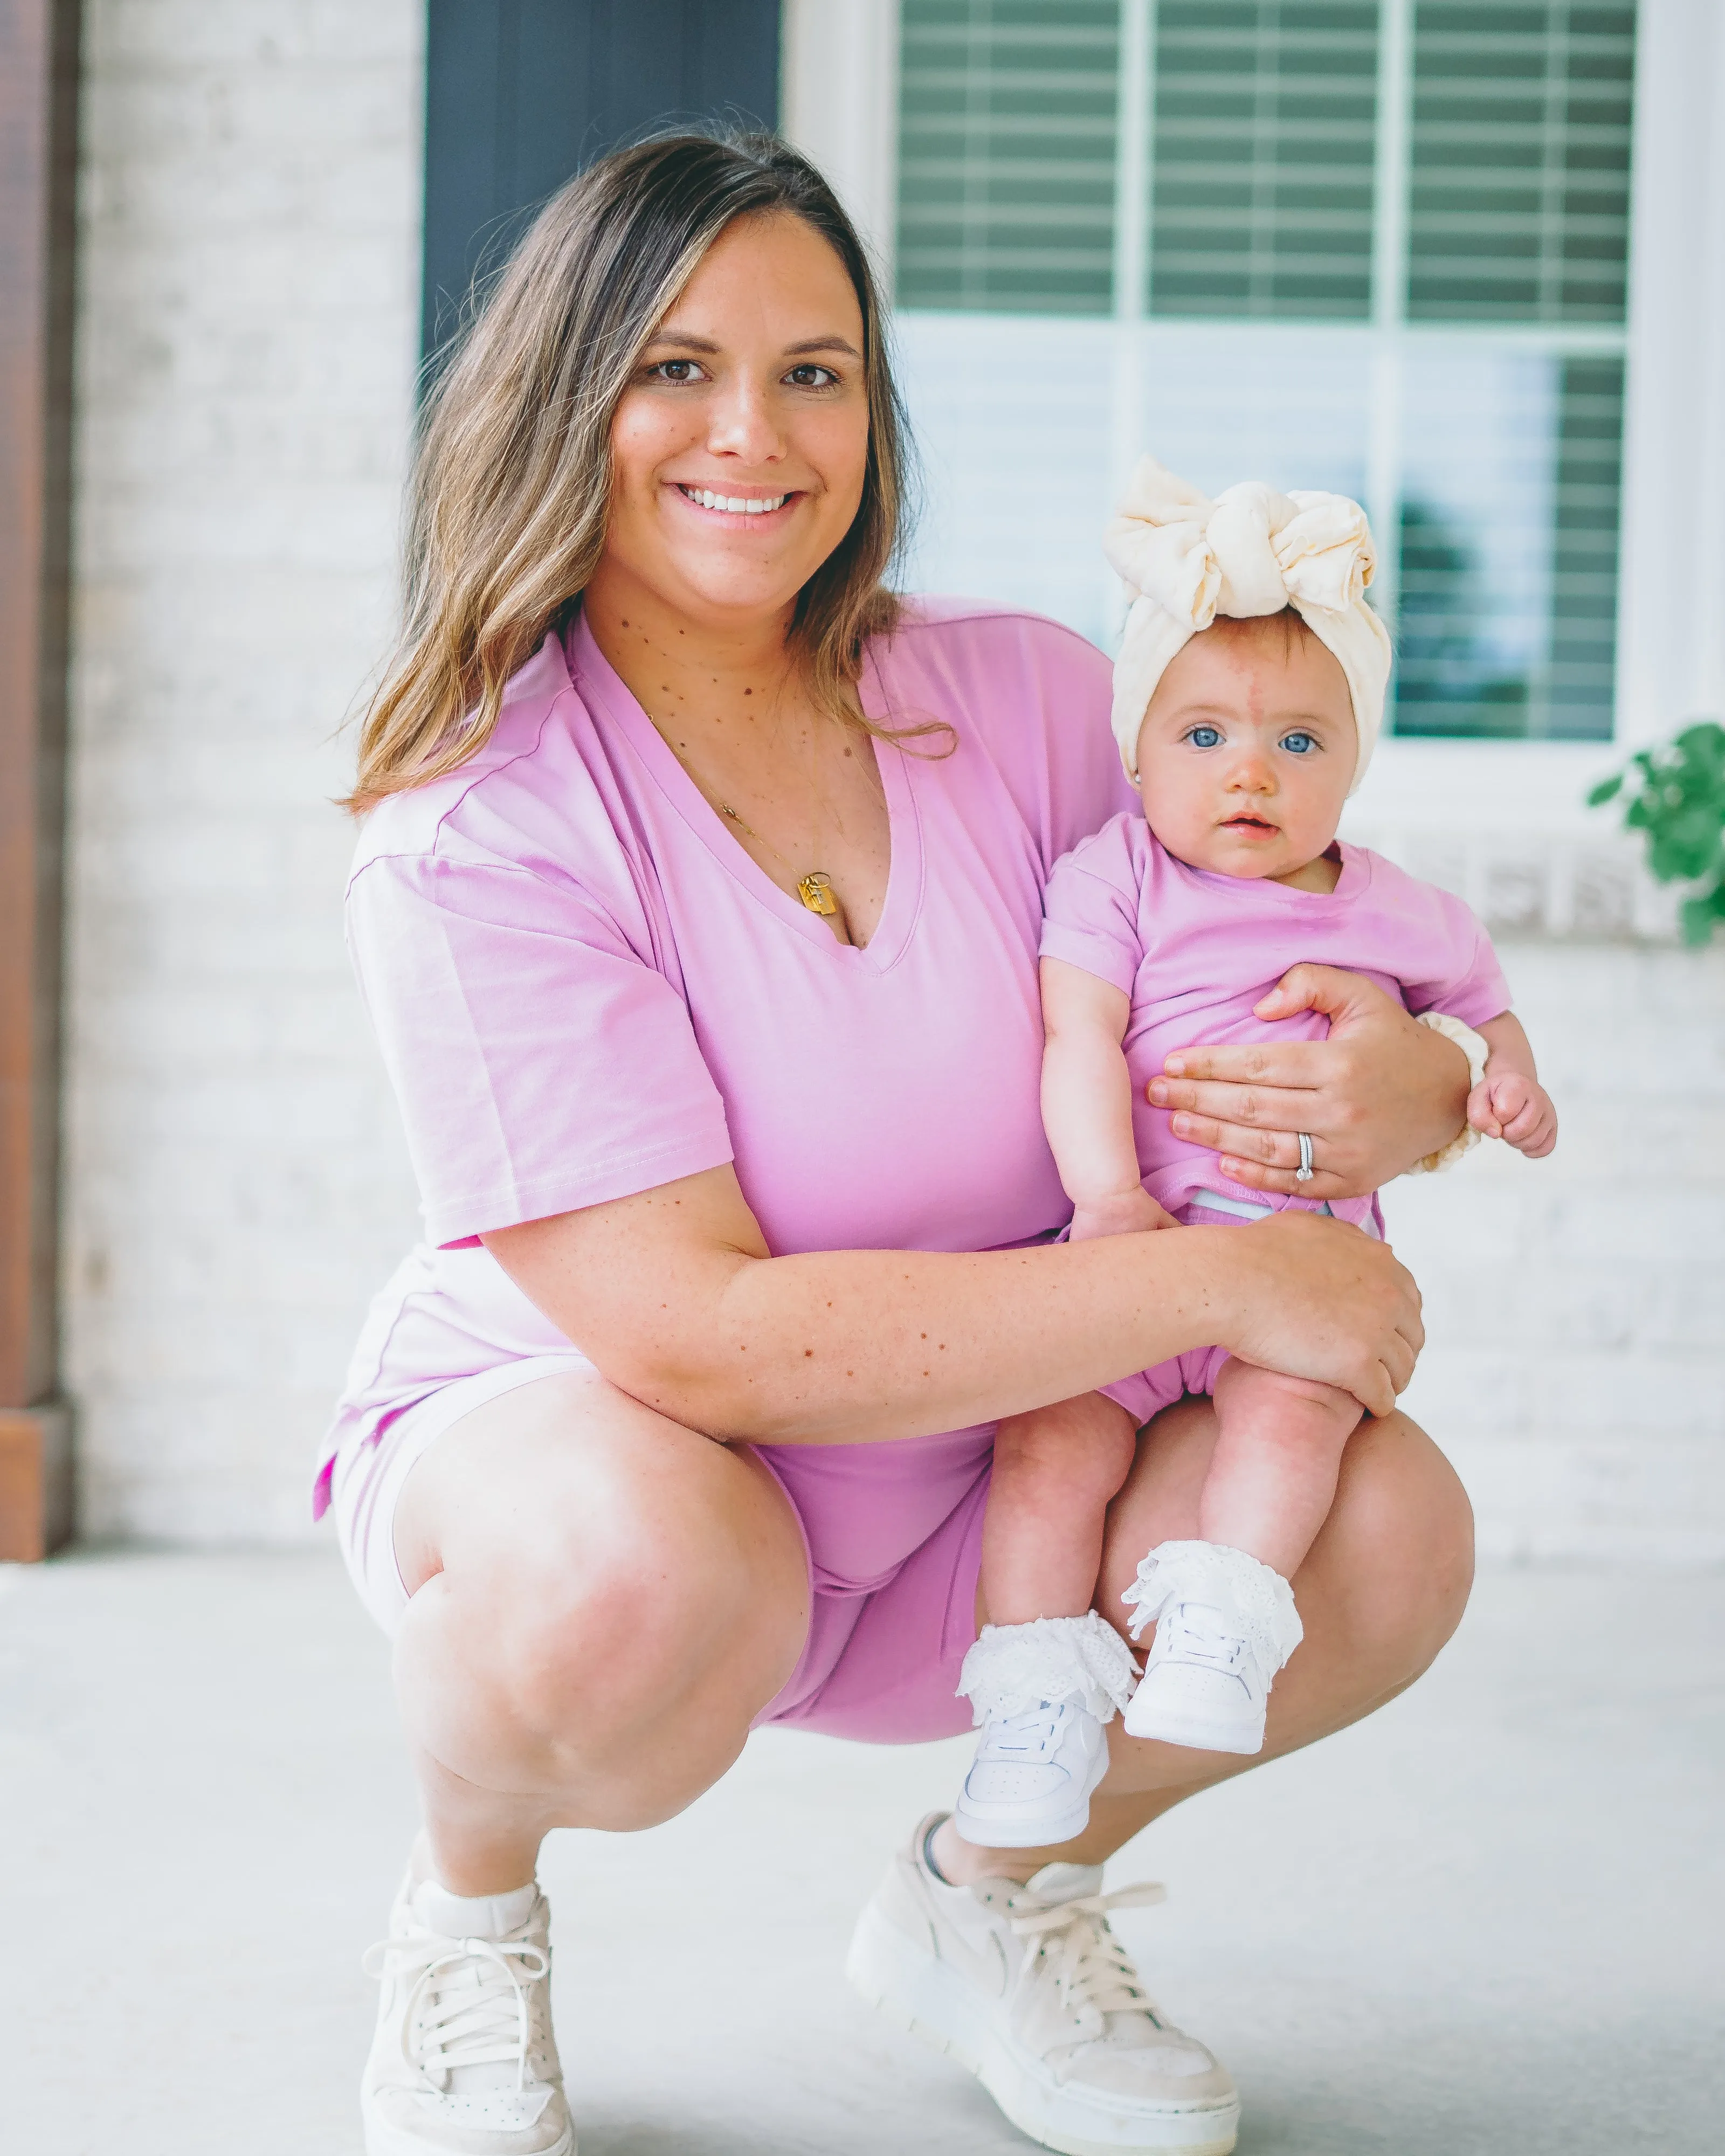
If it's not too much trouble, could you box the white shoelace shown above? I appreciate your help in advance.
[1161,1604,1247,1673]
[1010,1881,1170,2019]
[363,1929,550,2092]
[977,1701,1071,1761]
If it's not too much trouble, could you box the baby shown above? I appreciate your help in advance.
[952,460,1557,1850]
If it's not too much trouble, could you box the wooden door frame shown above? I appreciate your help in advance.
[0,0,78,1558]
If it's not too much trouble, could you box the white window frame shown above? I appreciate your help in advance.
[785,0,1725,925]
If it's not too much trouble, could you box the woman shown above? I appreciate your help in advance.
[329,135,1472,2156]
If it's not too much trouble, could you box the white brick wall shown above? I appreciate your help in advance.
[58,3,1725,1558]
[1392,942,1725,1564]
[64,2,424,1540]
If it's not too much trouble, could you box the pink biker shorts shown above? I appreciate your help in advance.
[327,1350,998,1744]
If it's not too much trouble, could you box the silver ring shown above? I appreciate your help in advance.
[1295,1132,1315,1182]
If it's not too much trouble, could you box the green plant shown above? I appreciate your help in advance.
[1589,721,1725,945]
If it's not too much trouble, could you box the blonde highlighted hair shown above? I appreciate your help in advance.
[346,132,917,815]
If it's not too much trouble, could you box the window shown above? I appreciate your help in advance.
[1150,2,1380,321]
[891,1,1636,743]
[896,1,1120,312]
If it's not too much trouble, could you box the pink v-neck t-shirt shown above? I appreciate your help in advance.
[319,603,1135,1521]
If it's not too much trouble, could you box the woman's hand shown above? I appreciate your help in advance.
[1206,1210,1425,1418]
[1145,964,1471,1200]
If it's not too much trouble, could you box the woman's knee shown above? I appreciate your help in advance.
[1309,1409,1474,1683]
[398,1384,808,1747]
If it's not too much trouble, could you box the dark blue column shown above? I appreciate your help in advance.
[422,0,782,363]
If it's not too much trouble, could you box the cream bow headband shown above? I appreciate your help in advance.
[1105,456,1393,793]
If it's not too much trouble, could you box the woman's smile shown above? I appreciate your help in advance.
[670,481,799,522]
[591,210,871,628]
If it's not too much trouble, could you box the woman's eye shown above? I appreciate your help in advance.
[785,363,839,389]
[646,359,706,384]
[1281,731,1316,755]
[1188,725,1223,749]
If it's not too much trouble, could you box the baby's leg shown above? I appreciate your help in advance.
[982,1391,1139,1625]
[1202,1357,1365,1579]
[956,1391,1142,1848]
[1117,1356,1365,1756]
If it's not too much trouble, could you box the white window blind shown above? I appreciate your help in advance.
[896,0,1120,313]
[891,0,1636,744]
[1150,1,1381,320]
[1406,3,1636,323]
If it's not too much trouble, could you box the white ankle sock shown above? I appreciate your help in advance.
[414,1877,538,1939]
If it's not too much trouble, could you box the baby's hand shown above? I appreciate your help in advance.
[1468,1072,1557,1158]
[1070,1187,1177,1241]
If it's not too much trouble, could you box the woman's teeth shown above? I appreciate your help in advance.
[681,487,789,515]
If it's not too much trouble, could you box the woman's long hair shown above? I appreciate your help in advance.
[344,132,917,814]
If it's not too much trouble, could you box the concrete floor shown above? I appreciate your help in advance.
[3,1552,1721,2156]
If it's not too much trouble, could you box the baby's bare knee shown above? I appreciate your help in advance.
[994,1392,1138,1503]
[1213,1357,1362,1435]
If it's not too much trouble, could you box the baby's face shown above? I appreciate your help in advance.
[1133,618,1357,882]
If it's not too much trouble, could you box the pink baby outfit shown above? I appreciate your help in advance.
[1040,810,1511,1426]
[322,602,1135,1742]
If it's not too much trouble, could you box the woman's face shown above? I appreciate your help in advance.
[599,211,871,632]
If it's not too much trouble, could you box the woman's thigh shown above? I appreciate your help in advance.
[391,1365,813,1826]
[1095,1396,1474,1795]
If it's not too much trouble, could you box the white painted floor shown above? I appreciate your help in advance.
[3,1550,1721,2155]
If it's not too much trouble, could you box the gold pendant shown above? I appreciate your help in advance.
[797,871,839,916]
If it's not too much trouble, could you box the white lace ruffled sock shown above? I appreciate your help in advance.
[1119,1539,1304,1671]
[955,1610,1141,1725]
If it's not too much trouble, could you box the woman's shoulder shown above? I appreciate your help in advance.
[877,596,1114,699]
[349,629,618,890]
[875,597,1133,863]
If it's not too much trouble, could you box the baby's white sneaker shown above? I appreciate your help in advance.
[1120,1541,1303,1756]
[361,1870,575,2155]
[953,1612,1139,1847]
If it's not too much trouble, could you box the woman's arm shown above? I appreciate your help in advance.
[1143,964,1473,1200]
[482,1160,1423,1446]
[1040,959,1174,1239]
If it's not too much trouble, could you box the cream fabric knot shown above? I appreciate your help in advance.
[1105,455,1393,792]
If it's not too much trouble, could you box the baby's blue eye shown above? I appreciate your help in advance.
[1188,725,1223,749]
[1281,731,1316,755]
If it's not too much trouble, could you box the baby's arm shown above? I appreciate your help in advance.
[1040,957,1176,1240]
[1468,1012,1558,1157]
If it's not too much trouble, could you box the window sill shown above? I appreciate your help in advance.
[1346,739,1674,943]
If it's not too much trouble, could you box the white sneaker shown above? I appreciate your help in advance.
[361,1872,575,2156]
[848,1813,1239,2155]
[1120,1542,1303,1756]
[956,1698,1110,1848]
[953,1614,1140,1848]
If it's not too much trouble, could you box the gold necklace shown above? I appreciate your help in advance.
[712,798,839,917]
[654,703,842,920]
